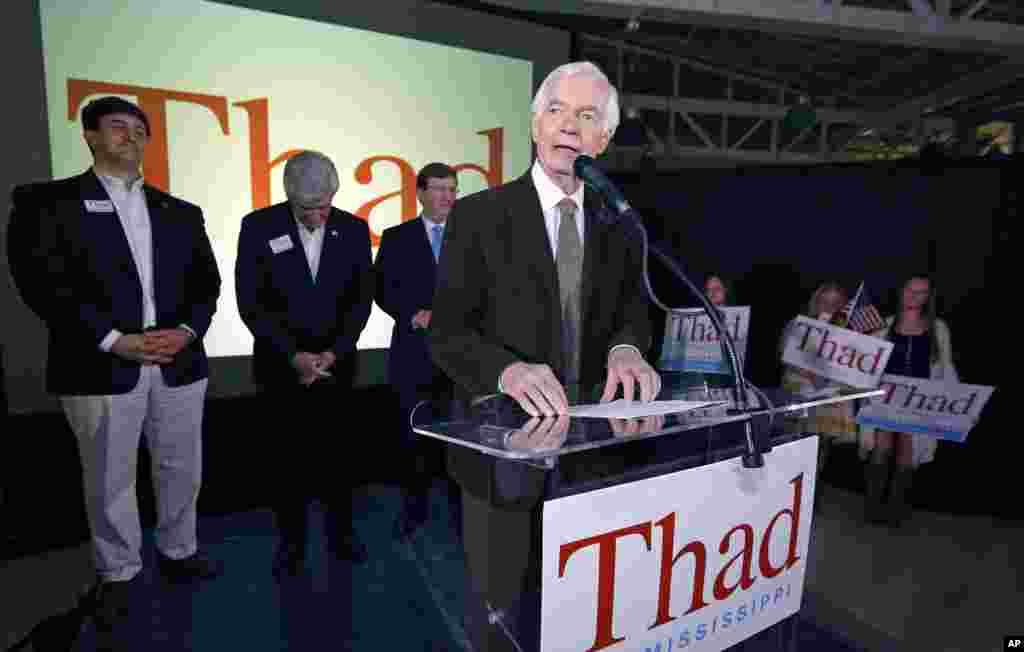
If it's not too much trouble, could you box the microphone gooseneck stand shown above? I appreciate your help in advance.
[573,155,773,468]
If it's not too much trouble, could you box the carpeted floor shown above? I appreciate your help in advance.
[7,481,903,652]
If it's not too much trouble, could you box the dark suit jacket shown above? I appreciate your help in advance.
[374,217,441,390]
[7,170,220,395]
[429,171,652,399]
[235,202,373,387]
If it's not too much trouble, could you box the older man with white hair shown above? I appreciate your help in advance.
[235,150,374,575]
[431,61,658,414]
[429,62,658,650]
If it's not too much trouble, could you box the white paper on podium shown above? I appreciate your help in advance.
[567,399,724,419]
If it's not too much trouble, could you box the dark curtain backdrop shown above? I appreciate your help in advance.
[611,158,1014,518]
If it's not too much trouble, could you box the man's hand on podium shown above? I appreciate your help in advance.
[500,362,569,417]
[602,347,661,403]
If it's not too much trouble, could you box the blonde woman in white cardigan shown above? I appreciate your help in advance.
[860,276,958,526]
[780,282,860,511]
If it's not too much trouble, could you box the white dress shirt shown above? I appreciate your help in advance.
[495,162,638,392]
[96,171,195,352]
[531,160,584,259]
[97,172,156,352]
[295,217,326,281]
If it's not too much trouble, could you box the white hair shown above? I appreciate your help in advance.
[283,150,339,203]
[531,61,620,139]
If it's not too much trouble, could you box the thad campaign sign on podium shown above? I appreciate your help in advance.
[541,437,817,652]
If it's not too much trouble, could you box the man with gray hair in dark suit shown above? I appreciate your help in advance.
[235,150,374,576]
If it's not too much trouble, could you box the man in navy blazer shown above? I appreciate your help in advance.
[235,150,373,576]
[374,163,462,543]
[7,97,222,625]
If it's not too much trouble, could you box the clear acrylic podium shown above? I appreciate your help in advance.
[412,373,881,652]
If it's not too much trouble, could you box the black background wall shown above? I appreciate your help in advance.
[616,157,1013,521]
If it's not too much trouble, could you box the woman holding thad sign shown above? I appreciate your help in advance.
[781,283,859,504]
[858,275,958,527]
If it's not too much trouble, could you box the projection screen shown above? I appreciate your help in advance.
[39,0,533,357]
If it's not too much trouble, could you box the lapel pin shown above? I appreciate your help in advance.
[331,229,338,237]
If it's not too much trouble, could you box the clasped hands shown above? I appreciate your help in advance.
[111,329,193,365]
[411,309,432,330]
[499,346,661,417]
[292,350,337,386]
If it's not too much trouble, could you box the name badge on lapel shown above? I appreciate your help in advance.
[269,234,294,254]
[84,199,114,213]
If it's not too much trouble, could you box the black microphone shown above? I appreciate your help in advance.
[572,152,772,468]
[573,155,634,219]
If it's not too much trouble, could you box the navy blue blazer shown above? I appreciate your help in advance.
[235,202,373,387]
[374,217,442,389]
[7,170,221,395]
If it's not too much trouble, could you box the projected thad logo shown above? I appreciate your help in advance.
[67,79,504,245]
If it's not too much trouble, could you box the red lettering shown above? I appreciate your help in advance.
[879,382,906,404]
[857,346,886,375]
[795,322,815,351]
[453,127,503,188]
[559,522,652,652]
[233,98,302,210]
[758,474,804,579]
[815,328,838,362]
[926,394,949,412]
[68,79,230,194]
[353,155,419,247]
[649,512,710,630]
[948,391,977,415]
[713,524,756,601]
[835,345,856,368]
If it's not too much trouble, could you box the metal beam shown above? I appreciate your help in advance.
[666,144,826,163]
[582,34,870,106]
[731,119,766,149]
[721,78,732,149]
[843,50,930,94]
[605,143,834,167]
[584,33,791,94]
[963,0,989,19]
[864,59,1024,127]
[783,123,818,152]
[625,93,866,124]
[485,0,1024,55]
[677,110,716,148]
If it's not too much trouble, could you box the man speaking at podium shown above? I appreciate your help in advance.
[429,62,659,650]
[429,61,658,414]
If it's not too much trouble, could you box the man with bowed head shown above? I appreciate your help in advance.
[235,150,374,576]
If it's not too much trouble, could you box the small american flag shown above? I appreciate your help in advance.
[843,282,886,333]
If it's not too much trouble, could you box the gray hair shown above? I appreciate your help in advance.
[531,61,620,140]
[283,150,339,204]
